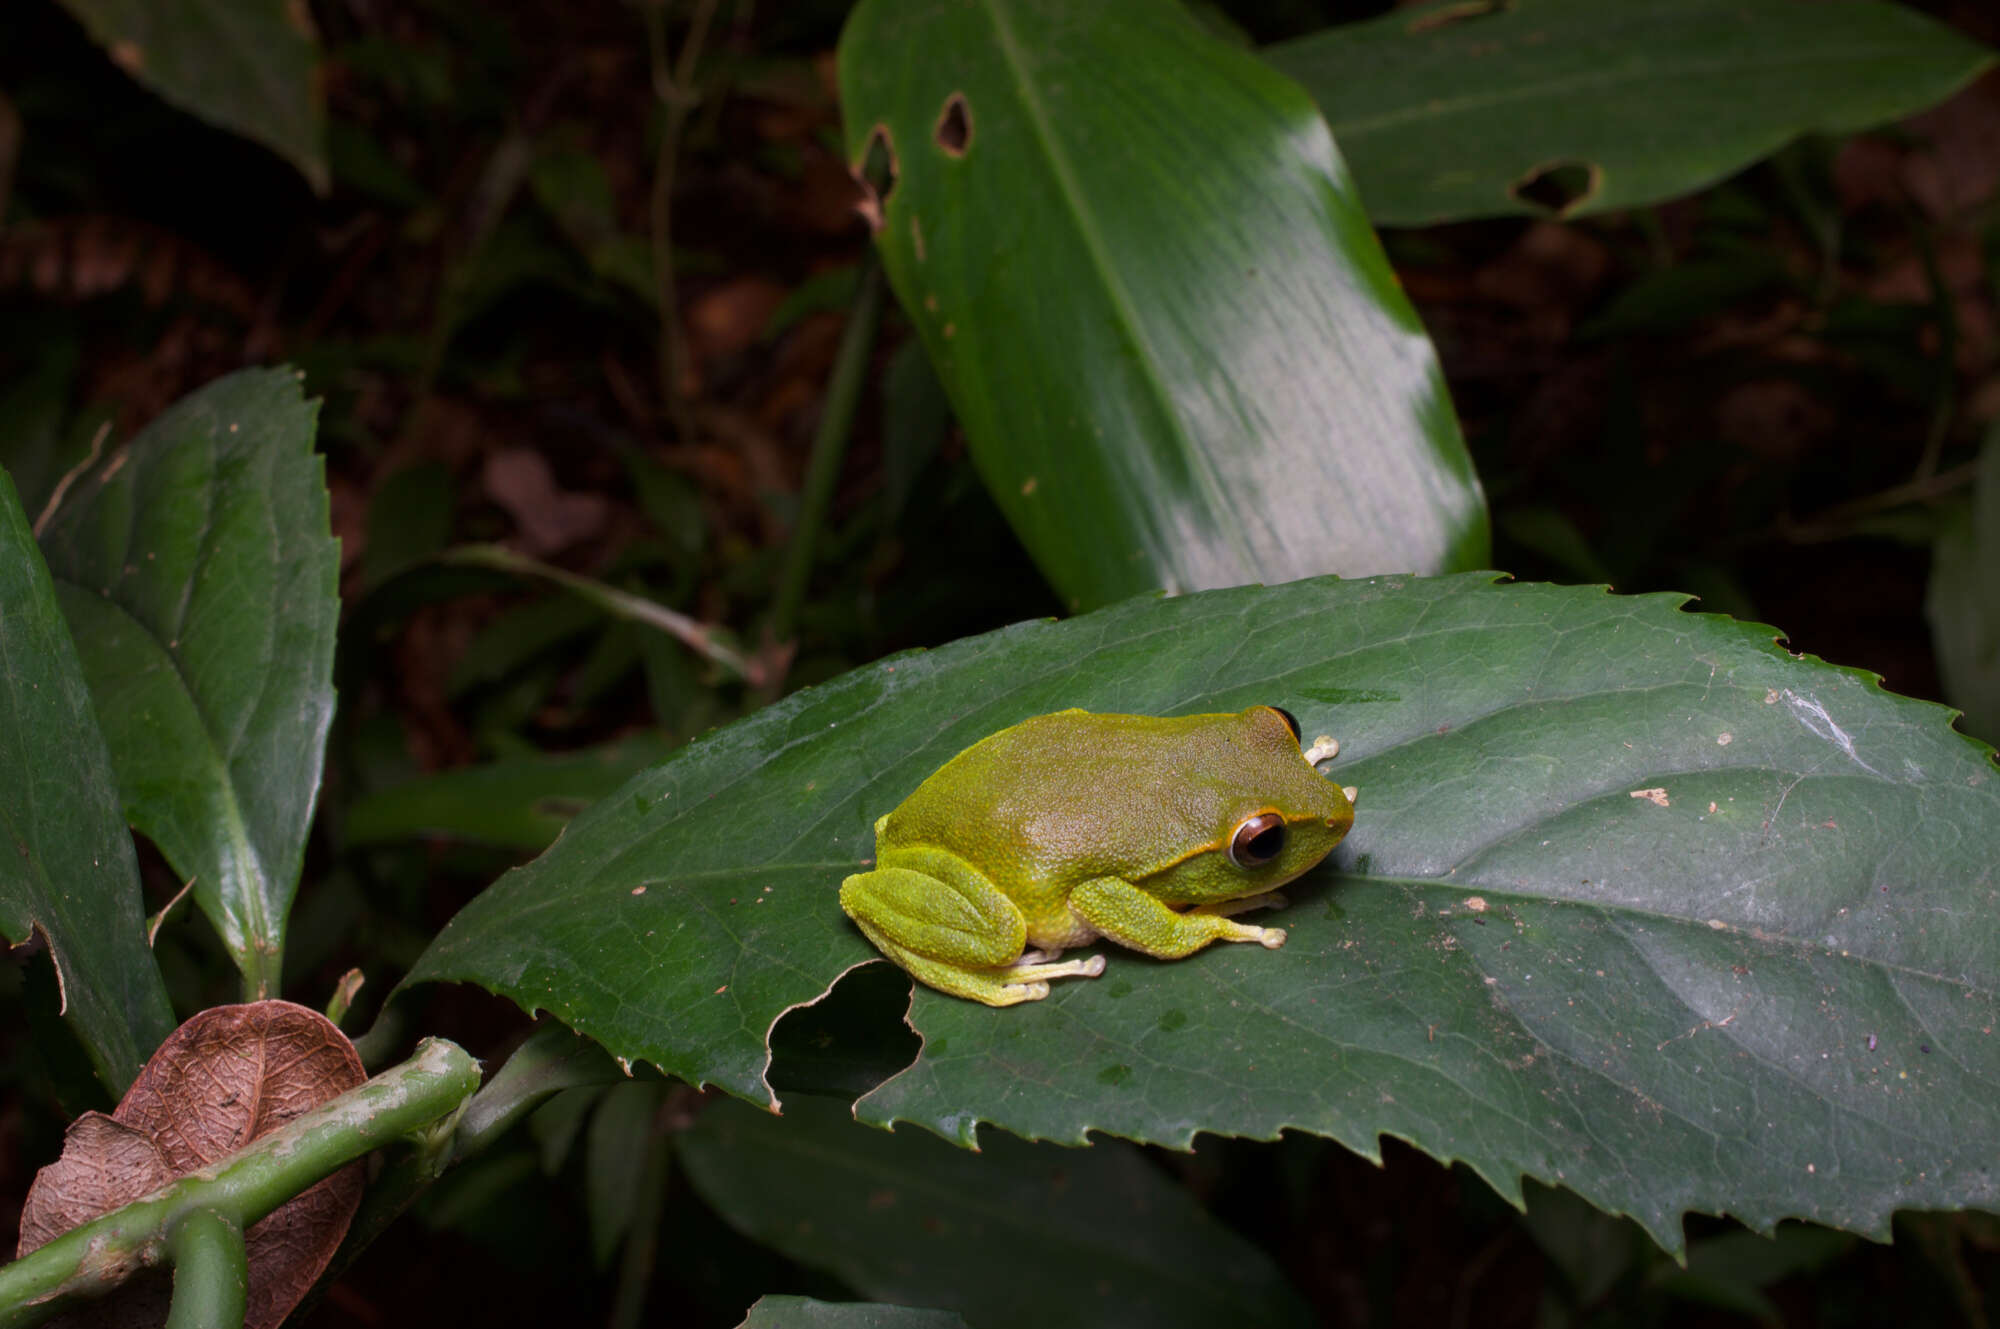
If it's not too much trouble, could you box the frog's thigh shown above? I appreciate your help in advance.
[841,868,1057,1005]
[839,856,1026,968]
[1068,878,1286,959]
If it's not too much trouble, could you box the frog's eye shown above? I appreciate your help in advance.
[1268,707,1302,741]
[1229,813,1288,868]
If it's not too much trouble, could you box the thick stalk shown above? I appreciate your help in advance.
[0,1039,480,1326]
[164,1209,246,1329]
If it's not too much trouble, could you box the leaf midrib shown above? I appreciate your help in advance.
[55,576,271,962]
[974,0,1258,585]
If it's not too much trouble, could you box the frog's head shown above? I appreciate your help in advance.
[1145,705,1355,905]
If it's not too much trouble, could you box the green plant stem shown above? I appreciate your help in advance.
[454,1023,623,1162]
[0,1038,480,1327]
[436,544,760,687]
[298,1106,467,1325]
[769,254,885,654]
[164,1209,246,1329]
[645,0,721,443]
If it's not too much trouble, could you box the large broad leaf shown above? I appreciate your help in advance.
[682,1095,1312,1329]
[402,574,2000,1252]
[0,472,174,1093]
[37,369,338,998]
[52,0,329,193]
[837,0,1487,612]
[1264,0,1996,226]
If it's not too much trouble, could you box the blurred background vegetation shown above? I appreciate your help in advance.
[3,0,1999,1324]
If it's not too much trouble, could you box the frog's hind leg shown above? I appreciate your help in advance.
[1006,953,1106,983]
[841,861,1102,1006]
[852,922,1087,1006]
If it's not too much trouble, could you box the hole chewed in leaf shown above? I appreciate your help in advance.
[766,958,922,1103]
[852,125,898,233]
[1408,0,1510,33]
[17,1001,368,1329]
[1509,159,1601,217]
[934,93,971,157]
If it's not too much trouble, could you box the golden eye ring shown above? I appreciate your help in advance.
[1229,813,1287,868]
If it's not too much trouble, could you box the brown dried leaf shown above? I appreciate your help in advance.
[17,1115,173,1257]
[483,447,610,555]
[16,1001,368,1329]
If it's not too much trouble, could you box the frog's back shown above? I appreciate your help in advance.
[879,709,1286,890]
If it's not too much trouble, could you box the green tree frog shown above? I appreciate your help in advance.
[840,706,1355,1006]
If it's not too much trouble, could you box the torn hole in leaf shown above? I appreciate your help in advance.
[766,959,920,1101]
[10,919,60,1003]
[1408,0,1510,33]
[18,931,114,1116]
[935,92,971,157]
[852,124,897,233]
[1510,159,1600,217]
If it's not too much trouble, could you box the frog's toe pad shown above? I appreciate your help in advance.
[998,981,1052,1004]
[1258,926,1288,949]
[1005,953,1106,983]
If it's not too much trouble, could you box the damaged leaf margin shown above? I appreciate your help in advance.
[0,468,174,1093]
[398,574,2000,1255]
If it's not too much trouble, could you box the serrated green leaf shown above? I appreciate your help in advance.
[403,574,2000,1253]
[0,471,174,1093]
[52,0,329,193]
[682,1096,1312,1329]
[838,0,1487,611]
[740,1296,973,1329]
[1264,0,1996,226]
[37,368,338,998]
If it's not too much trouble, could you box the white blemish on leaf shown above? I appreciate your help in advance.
[1781,690,1882,777]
